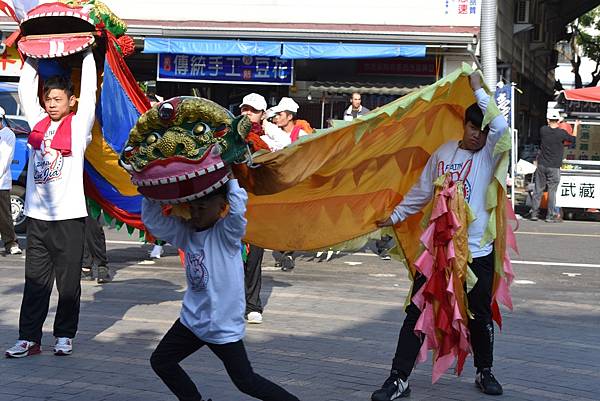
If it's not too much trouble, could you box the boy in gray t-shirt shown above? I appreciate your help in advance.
[143,178,299,401]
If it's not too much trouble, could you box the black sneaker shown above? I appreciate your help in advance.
[475,368,503,395]
[371,375,410,401]
[97,266,112,284]
[81,268,94,281]
[281,255,295,271]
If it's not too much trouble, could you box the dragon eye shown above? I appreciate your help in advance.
[193,123,206,135]
[146,133,159,144]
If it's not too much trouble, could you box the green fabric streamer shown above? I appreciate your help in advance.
[241,243,248,263]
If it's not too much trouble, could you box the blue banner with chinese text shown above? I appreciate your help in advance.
[157,54,293,85]
[494,84,511,126]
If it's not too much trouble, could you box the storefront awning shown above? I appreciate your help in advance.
[562,86,600,103]
[143,38,427,59]
[281,43,425,59]
[309,81,422,95]
[143,38,282,56]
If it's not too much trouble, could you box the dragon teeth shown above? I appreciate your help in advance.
[136,165,227,187]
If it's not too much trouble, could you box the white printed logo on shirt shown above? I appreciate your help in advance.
[437,159,473,202]
[185,251,209,291]
[33,129,64,184]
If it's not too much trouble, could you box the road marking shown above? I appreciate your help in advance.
[14,237,600,269]
[17,235,145,245]
[512,260,600,268]
[562,272,582,277]
[344,261,363,266]
[516,231,600,238]
[107,239,145,245]
[514,279,536,285]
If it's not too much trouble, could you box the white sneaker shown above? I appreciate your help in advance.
[150,244,164,259]
[247,312,263,324]
[8,245,22,255]
[5,340,41,358]
[54,337,73,356]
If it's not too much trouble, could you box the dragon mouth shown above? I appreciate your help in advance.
[136,170,230,204]
[124,144,231,204]
[18,3,97,58]
[131,160,226,187]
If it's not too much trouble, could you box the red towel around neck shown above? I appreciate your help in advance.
[28,113,74,156]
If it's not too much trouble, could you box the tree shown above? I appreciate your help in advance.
[569,7,600,88]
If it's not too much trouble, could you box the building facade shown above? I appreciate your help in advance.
[2,0,599,133]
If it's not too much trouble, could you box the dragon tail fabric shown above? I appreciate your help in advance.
[83,31,150,232]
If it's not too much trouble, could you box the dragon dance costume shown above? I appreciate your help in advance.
[1,0,515,381]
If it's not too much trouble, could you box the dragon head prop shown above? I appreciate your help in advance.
[14,0,132,58]
[120,96,253,204]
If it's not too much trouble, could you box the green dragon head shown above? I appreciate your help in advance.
[120,96,252,204]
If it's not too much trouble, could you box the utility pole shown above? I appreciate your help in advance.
[480,0,497,89]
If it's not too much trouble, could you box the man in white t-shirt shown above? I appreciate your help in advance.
[5,49,96,359]
[371,73,508,400]
[0,107,21,255]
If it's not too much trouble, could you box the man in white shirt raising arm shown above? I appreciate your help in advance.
[371,72,509,400]
[5,49,96,359]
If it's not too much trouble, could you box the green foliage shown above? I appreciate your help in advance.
[575,8,600,61]
[568,6,600,87]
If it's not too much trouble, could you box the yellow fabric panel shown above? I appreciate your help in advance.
[241,68,477,251]
[85,121,140,197]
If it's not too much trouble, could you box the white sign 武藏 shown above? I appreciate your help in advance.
[556,174,600,209]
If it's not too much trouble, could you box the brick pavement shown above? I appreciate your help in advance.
[0,242,599,401]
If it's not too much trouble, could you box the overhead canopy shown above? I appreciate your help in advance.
[562,86,600,103]
[143,38,282,56]
[280,43,426,59]
[309,81,422,95]
[143,38,426,59]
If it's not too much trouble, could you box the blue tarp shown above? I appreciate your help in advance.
[280,43,426,59]
[143,38,426,60]
[98,61,142,154]
[143,38,282,57]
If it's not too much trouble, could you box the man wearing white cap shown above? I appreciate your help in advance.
[529,109,579,222]
[270,97,308,143]
[239,93,290,151]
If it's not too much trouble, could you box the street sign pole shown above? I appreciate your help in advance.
[511,82,516,211]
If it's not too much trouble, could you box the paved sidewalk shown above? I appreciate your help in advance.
[0,237,599,400]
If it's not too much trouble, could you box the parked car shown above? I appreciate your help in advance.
[0,82,22,116]
[1,82,29,233]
